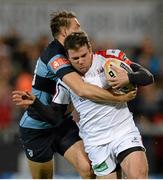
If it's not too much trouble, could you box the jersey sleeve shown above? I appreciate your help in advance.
[128,62,154,86]
[47,54,75,79]
[29,81,71,126]
[96,49,133,65]
[52,80,71,105]
[29,98,68,127]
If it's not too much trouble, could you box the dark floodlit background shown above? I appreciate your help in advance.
[0,0,163,178]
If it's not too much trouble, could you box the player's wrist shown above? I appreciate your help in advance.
[118,93,130,102]
[112,93,125,103]
[118,95,125,102]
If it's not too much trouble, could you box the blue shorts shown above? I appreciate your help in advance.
[19,117,81,162]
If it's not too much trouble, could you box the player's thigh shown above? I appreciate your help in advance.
[64,140,95,179]
[55,119,93,177]
[64,140,91,171]
[119,148,148,178]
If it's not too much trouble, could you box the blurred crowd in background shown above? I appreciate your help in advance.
[0,26,163,177]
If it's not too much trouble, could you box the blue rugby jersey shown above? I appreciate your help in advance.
[20,39,74,129]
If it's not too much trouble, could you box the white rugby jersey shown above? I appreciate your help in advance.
[52,49,139,147]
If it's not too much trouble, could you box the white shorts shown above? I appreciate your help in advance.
[87,132,145,176]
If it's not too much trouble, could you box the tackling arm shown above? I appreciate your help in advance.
[12,90,68,126]
[29,77,136,125]
[29,98,68,127]
[62,71,133,103]
[49,51,135,103]
[129,62,154,86]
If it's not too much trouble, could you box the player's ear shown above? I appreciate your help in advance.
[89,46,93,54]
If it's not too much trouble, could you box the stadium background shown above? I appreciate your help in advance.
[0,0,163,178]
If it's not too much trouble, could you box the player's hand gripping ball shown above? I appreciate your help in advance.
[104,58,136,93]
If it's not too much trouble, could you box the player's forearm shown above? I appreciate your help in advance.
[62,72,129,103]
[29,98,67,126]
[78,84,136,103]
[129,63,154,86]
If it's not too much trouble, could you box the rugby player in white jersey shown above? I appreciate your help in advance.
[12,31,154,179]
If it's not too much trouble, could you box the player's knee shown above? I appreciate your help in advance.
[128,164,148,179]
[30,167,53,179]
[138,164,148,178]
[28,159,53,179]
[77,161,95,179]
[38,168,53,179]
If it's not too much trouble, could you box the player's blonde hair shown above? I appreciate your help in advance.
[50,11,76,38]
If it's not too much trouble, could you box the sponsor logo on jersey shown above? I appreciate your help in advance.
[131,137,139,143]
[97,67,104,74]
[93,161,108,172]
[27,149,33,157]
[50,57,70,70]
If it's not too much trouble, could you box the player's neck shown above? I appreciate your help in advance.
[56,35,65,46]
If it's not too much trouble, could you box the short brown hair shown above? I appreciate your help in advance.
[64,31,91,51]
[50,11,76,38]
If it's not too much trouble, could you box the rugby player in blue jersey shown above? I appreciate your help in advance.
[13,11,129,179]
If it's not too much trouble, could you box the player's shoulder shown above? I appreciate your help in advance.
[96,49,124,58]
[57,79,70,90]
[40,40,67,64]
[95,49,132,64]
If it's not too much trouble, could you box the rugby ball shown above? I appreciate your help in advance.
[104,58,136,93]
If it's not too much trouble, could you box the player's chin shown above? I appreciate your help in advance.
[80,68,87,74]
